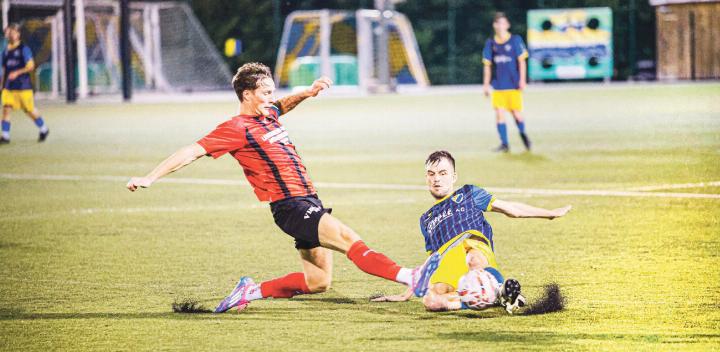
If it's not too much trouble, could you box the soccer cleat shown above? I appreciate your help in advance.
[38,129,49,142]
[214,276,255,313]
[0,137,9,144]
[412,253,441,297]
[520,133,531,151]
[493,144,509,153]
[499,278,526,314]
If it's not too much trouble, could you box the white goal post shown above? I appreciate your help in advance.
[1,0,231,100]
[274,9,429,93]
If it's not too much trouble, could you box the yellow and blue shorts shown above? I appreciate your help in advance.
[429,233,498,290]
[491,89,523,111]
[2,89,35,112]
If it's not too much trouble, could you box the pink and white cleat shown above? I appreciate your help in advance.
[214,276,256,313]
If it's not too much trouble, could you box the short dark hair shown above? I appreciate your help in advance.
[493,12,509,23]
[425,150,456,170]
[5,23,20,32]
[232,62,272,101]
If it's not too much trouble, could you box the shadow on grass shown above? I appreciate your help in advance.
[434,331,720,345]
[290,297,358,304]
[499,152,549,163]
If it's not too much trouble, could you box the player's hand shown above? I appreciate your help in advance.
[126,177,153,192]
[482,84,490,97]
[8,71,20,81]
[370,294,410,302]
[519,80,527,91]
[549,205,572,219]
[307,76,332,97]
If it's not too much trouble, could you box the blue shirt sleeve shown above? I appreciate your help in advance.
[471,185,494,211]
[22,46,33,62]
[513,35,528,59]
[482,39,493,66]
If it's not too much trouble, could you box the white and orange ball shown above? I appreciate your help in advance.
[457,269,501,310]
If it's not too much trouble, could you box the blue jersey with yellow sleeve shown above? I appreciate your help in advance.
[482,34,528,90]
[2,42,34,90]
[419,184,495,253]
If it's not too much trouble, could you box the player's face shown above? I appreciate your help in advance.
[425,158,457,200]
[493,18,510,35]
[4,28,19,43]
[245,77,275,116]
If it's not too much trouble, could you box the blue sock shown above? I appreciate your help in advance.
[1,120,9,139]
[516,120,526,134]
[496,123,508,146]
[35,117,49,132]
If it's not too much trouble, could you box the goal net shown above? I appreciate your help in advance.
[275,9,429,92]
[4,0,232,98]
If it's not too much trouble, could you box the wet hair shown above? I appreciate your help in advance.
[232,62,272,102]
[493,12,509,23]
[425,150,456,170]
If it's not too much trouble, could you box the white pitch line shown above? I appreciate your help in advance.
[1,173,719,199]
[625,181,720,192]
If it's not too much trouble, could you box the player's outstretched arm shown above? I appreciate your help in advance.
[482,64,492,97]
[274,76,332,114]
[491,199,571,220]
[126,143,206,192]
[371,287,413,303]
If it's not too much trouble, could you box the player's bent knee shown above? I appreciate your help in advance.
[306,275,332,293]
[422,295,446,312]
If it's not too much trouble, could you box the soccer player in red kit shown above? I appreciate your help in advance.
[126,63,430,313]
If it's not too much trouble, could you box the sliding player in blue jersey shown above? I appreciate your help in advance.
[482,12,530,153]
[373,150,571,313]
[1,23,49,144]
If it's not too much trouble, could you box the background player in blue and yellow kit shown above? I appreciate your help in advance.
[482,12,530,152]
[0,23,49,144]
[373,151,571,312]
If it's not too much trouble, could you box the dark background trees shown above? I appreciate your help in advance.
[191,0,655,83]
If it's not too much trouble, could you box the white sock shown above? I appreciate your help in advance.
[39,126,48,133]
[1,131,9,139]
[246,284,264,301]
[395,268,413,286]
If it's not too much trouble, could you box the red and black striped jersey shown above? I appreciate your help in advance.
[197,106,315,202]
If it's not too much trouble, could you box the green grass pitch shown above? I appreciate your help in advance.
[1,84,719,351]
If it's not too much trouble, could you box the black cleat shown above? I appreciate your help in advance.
[493,144,509,153]
[520,133,531,151]
[0,137,9,144]
[500,278,526,314]
[38,129,49,142]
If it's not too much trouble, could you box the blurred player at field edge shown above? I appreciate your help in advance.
[482,12,530,152]
[127,63,433,313]
[372,150,571,312]
[0,23,48,144]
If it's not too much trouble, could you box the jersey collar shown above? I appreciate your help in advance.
[494,33,511,44]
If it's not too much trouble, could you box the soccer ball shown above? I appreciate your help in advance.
[457,269,500,310]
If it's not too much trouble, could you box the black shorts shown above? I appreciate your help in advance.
[270,194,332,250]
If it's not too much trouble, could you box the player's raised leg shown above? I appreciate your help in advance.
[511,110,530,151]
[317,213,424,288]
[214,247,333,313]
[494,108,509,152]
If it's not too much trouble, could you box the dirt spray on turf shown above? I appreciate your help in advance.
[172,298,212,314]
[521,283,566,315]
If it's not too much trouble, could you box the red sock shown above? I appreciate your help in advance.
[260,272,311,299]
[346,240,402,282]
